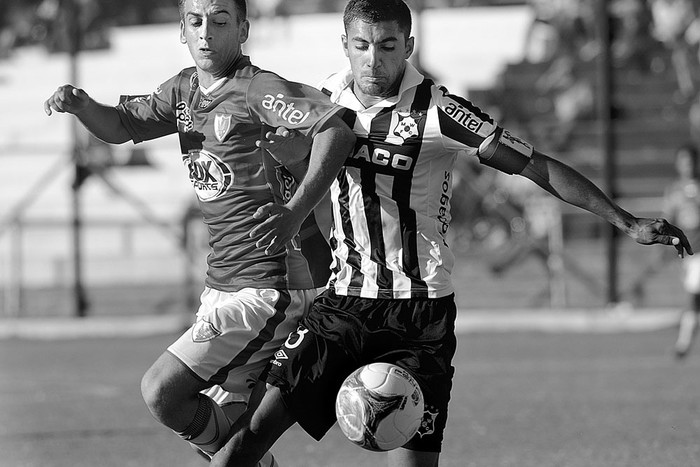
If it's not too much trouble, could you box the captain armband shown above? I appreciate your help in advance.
[477,127,534,175]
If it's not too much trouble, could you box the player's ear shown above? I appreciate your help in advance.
[342,34,349,57]
[239,19,250,44]
[179,21,187,44]
[405,36,415,60]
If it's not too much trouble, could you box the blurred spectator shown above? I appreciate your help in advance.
[35,0,110,53]
[487,172,561,282]
[521,0,596,151]
[610,0,657,71]
[248,0,290,41]
[690,91,700,145]
[0,1,39,58]
[249,0,287,18]
[662,143,700,358]
[650,0,697,96]
[523,0,596,64]
[536,54,594,151]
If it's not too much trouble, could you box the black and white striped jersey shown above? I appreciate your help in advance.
[320,63,533,299]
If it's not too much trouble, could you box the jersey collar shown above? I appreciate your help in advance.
[199,54,252,95]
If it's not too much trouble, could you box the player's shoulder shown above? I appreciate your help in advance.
[157,66,198,95]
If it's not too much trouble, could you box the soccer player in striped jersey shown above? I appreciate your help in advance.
[211,1,693,466]
[43,0,354,463]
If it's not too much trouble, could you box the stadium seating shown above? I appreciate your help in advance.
[470,52,695,238]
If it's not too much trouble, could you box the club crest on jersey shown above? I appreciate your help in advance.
[214,113,232,142]
[390,111,422,144]
[192,319,220,342]
[183,149,233,201]
[417,405,439,438]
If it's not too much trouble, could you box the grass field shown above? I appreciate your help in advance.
[2,325,699,467]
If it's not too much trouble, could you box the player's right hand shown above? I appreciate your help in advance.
[44,85,90,116]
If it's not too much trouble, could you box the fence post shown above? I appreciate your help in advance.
[5,221,24,318]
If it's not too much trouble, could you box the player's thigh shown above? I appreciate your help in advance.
[388,448,439,467]
[683,256,700,293]
[387,295,457,453]
[265,295,362,440]
[168,287,313,395]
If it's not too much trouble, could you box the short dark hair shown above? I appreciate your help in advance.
[343,0,412,40]
[178,0,247,21]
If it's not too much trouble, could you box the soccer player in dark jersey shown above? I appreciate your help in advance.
[43,0,354,463]
[210,1,693,466]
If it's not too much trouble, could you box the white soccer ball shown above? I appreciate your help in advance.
[335,362,424,452]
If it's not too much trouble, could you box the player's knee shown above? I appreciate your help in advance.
[140,362,183,419]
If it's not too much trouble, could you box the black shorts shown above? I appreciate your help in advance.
[265,290,457,452]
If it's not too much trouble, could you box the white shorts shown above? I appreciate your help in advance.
[683,256,700,294]
[168,287,317,400]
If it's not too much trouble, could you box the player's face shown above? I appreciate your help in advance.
[180,0,249,86]
[342,19,414,107]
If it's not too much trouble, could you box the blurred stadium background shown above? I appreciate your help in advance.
[0,0,694,320]
[3,2,700,467]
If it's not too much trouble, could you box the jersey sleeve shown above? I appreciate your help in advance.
[115,75,180,144]
[246,72,344,138]
[434,85,533,174]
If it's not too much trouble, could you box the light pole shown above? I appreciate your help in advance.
[595,0,619,305]
[65,0,89,317]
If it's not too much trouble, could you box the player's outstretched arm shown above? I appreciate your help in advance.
[520,150,693,257]
[44,84,131,144]
[250,115,355,255]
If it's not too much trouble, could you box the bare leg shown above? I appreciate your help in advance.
[141,352,211,430]
[675,293,700,359]
[211,385,295,467]
[141,352,234,456]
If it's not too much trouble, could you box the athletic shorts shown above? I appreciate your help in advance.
[168,287,316,399]
[265,290,457,452]
[683,255,700,294]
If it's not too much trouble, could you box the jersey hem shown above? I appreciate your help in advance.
[329,284,455,300]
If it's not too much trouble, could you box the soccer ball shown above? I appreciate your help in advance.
[335,362,424,452]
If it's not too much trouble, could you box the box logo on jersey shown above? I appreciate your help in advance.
[261,93,310,126]
[184,150,233,202]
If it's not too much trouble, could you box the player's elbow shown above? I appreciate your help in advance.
[93,129,132,145]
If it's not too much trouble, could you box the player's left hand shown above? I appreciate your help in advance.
[250,202,304,255]
[256,127,310,166]
[633,217,693,258]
